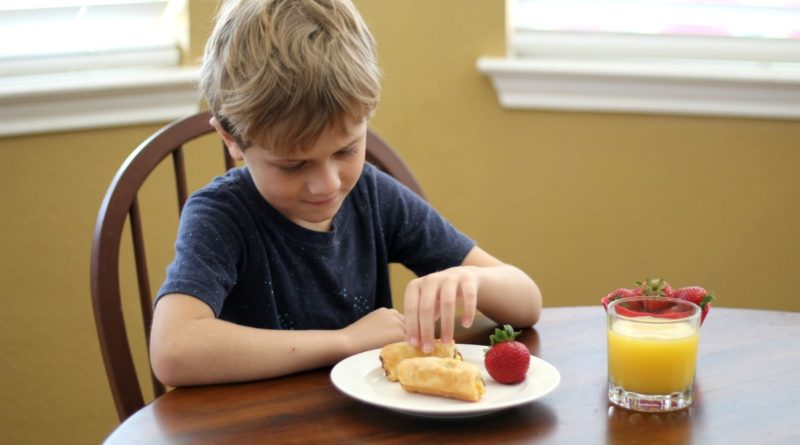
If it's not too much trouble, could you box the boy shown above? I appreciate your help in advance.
[150,0,542,387]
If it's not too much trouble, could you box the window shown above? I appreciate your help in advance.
[0,0,181,76]
[514,0,800,40]
[477,0,800,119]
[0,0,200,137]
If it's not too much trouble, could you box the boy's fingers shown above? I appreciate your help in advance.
[439,280,457,344]
[460,280,478,328]
[403,283,420,346]
[418,284,437,353]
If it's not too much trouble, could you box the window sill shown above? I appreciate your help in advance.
[476,57,800,120]
[0,66,201,137]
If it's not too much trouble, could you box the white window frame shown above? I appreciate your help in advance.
[0,0,200,137]
[477,2,800,120]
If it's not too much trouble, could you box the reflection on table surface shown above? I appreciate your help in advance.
[104,307,800,445]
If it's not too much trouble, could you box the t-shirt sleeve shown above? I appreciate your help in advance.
[374,168,475,277]
[155,188,241,316]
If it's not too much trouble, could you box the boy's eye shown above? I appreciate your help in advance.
[337,147,356,156]
[275,147,356,173]
[278,161,306,173]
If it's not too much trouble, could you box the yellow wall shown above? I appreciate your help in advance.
[1,1,798,443]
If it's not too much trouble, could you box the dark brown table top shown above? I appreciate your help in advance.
[103,306,800,444]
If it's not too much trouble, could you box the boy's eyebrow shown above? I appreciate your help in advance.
[339,134,361,149]
[272,135,362,162]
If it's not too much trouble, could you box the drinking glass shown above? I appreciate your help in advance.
[607,296,701,412]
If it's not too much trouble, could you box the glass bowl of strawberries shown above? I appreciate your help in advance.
[601,278,714,325]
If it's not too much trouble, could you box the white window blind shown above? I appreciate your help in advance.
[0,0,200,137]
[515,0,800,40]
[0,0,183,76]
[477,0,800,119]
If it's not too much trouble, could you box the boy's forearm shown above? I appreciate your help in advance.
[151,295,406,387]
[474,264,542,327]
[151,319,350,387]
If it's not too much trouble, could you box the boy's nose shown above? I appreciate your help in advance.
[307,164,341,195]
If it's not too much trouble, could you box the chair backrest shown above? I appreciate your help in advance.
[90,110,425,422]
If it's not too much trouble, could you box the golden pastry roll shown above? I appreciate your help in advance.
[396,357,485,402]
[379,340,462,382]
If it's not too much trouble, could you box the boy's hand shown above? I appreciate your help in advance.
[403,266,479,353]
[340,307,406,355]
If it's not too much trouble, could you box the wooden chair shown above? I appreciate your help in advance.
[90,110,425,422]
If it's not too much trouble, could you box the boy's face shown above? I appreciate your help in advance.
[216,117,367,232]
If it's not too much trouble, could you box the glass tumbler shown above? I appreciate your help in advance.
[607,296,701,412]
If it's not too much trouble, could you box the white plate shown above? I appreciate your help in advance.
[330,344,560,418]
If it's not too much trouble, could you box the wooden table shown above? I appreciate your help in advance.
[103,307,800,444]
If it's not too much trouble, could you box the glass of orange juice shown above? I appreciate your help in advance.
[607,296,701,412]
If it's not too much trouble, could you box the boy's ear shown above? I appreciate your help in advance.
[210,116,245,161]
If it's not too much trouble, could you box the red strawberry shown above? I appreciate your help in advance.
[484,325,530,384]
[673,286,712,307]
[630,278,673,311]
[601,279,674,310]
[673,286,714,324]
[634,278,673,297]
[601,288,638,310]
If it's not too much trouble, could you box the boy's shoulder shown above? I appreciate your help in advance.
[194,167,250,197]
[360,161,426,202]
[360,162,404,192]
[183,167,258,215]
[355,162,405,202]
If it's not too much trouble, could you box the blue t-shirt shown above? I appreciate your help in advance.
[157,163,475,330]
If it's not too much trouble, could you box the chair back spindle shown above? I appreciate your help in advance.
[172,147,189,213]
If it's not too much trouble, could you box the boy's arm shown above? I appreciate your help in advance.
[461,246,542,327]
[404,246,542,353]
[150,293,406,387]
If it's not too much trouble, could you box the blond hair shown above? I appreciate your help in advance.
[199,0,381,152]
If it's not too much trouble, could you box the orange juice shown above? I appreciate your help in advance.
[608,318,699,394]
